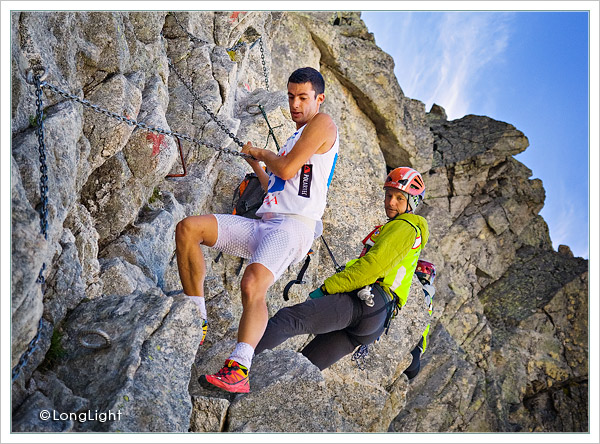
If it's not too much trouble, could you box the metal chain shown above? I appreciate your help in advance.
[226,41,245,52]
[167,59,245,148]
[12,318,44,381]
[168,11,270,92]
[35,76,50,240]
[226,37,269,91]
[170,12,209,45]
[12,63,252,381]
[12,72,48,382]
[41,81,252,159]
[258,37,270,91]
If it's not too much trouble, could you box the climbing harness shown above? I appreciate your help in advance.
[78,329,112,350]
[349,284,399,371]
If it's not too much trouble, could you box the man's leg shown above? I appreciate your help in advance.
[238,263,274,347]
[175,215,218,344]
[198,263,273,394]
[256,293,358,354]
[301,330,359,370]
[200,216,313,393]
[175,214,218,297]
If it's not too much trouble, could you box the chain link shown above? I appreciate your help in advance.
[35,77,50,240]
[12,318,44,381]
[170,12,209,45]
[226,41,245,52]
[12,74,49,382]
[258,37,270,91]
[168,11,270,92]
[167,59,245,148]
[41,81,253,159]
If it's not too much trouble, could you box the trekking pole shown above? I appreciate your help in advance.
[320,235,344,273]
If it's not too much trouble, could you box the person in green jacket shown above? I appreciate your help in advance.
[255,167,429,370]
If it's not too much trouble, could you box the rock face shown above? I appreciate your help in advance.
[11,11,588,433]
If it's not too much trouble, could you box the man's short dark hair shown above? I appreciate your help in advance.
[288,67,325,96]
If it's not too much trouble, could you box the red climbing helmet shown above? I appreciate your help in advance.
[384,167,425,212]
[415,259,436,285]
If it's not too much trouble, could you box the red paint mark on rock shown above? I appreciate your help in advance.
[147,133,165,157]
[229,11,245,23]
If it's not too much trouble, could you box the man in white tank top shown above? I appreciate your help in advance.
[175,67,338,393]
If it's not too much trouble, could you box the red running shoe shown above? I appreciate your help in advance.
[199,359,250,393]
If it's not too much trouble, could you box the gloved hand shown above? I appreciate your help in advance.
[309,284,328,299]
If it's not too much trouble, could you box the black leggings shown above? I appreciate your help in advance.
[255,289,390,370]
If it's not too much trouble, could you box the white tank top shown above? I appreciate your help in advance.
[256,123,339,236]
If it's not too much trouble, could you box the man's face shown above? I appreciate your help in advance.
[287,81,325,127]
[384,187,409,219]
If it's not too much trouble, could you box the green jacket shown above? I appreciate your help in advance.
[322,213,429,307]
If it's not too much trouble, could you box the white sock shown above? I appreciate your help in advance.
[229,342,255,370]
[185,295,207,320]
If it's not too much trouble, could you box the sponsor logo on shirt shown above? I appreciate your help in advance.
[298,164,313,198]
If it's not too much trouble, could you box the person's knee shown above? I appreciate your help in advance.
[240,274,267,305]
[176,215,216,246]
[240,266,273,306]
[175,217,195,244]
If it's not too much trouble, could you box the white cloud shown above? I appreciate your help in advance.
[363,11,514,119]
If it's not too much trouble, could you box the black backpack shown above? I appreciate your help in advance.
[231,172,266,219]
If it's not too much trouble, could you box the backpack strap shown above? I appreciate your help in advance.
[395,217,420,239]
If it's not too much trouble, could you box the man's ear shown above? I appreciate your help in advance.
[317,93,325,105]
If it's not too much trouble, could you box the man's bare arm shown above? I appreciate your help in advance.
[246,113,337,180]
[241,143,270,191]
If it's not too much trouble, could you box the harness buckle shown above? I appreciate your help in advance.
[357,285,375,307]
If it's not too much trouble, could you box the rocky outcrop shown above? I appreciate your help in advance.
[11,11,587,433]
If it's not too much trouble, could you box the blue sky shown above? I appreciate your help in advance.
[361,10,590,259]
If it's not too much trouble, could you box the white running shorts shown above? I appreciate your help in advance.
[212,214,314,281]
